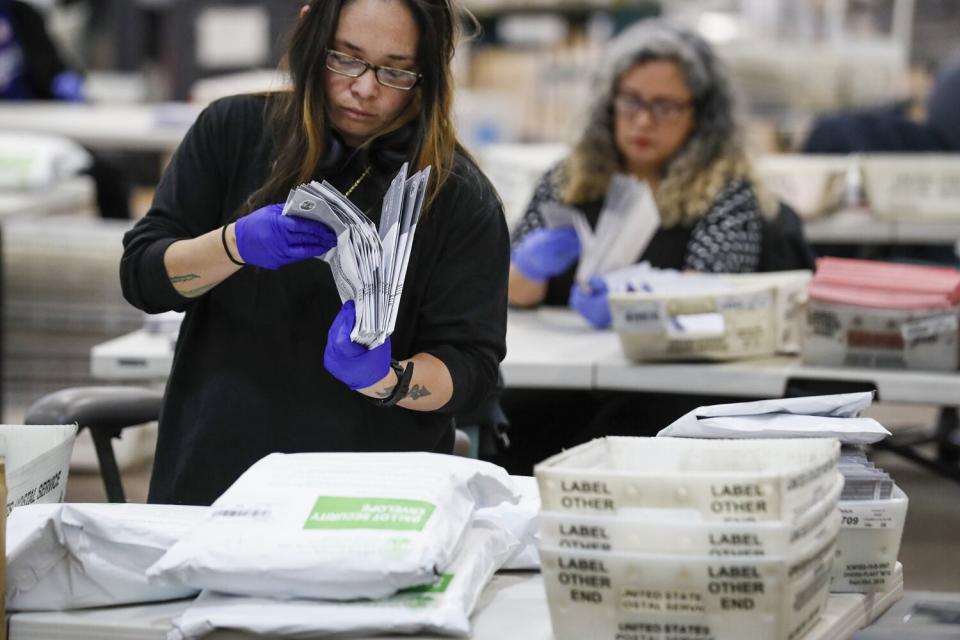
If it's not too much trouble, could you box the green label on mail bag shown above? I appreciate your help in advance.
[304,496,436,531]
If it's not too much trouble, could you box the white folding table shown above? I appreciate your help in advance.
[91,309,960,406]
[8,567,904,640]
[0,102,200,153]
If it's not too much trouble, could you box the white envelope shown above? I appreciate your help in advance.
[658,392,891,444]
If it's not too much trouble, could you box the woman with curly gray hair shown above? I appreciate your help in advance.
[495,19,779,475]
[509,19,774,328]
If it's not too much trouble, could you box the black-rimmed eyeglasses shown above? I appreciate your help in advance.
[325,49,422,91]
[613,93,692,123]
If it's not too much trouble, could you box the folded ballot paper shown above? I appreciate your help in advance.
[147,452,519,601]
[540,174,658,284]
[284,163,430,347]
[658,392,891,444]
[6,503,205,611]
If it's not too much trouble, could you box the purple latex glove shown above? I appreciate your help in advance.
[324,300,392,390]
[570,276,612,329]
[235,203,337,270]
[512,226,580,281]
[49,71,85,102]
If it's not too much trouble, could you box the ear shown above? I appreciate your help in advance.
[299,4,310,19]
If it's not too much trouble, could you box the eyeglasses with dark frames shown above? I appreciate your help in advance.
[325,49,422,91]
[613,93,692,123]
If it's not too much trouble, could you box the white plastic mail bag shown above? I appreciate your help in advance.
[658,392,891,444]
[0,132,92,191]
[148,452,519,600]
[168,522,520,640]
[6,503,205,610]
[476,475,540,570]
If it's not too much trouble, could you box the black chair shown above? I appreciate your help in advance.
[757,203,816,272]
[454,374,510,460]
[24,386,163,503]
[24,385,478,503]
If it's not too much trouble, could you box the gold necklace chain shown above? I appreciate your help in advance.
[344,166,372,198]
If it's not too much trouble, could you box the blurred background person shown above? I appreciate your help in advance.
[0,0,84,101]
[802,52,960,155]
[498,19,795,475]
[0,0,129,218]
[508,20,777,330]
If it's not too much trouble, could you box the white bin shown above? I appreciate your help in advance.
[539,517,840,640]
[831,485,908,593]
[803,299,960,371]
[539,476,842,558]
[1,424,77,513]
[861,154,960,220]
[535,438,840,523]
[609,284,779,362]
[754,154,851,220]
[719,271,812,355]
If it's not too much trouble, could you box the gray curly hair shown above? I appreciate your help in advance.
[561,19,771,226]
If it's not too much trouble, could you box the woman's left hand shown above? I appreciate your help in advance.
[570,276,612,329]
[323,300,392,390]
[50,71,85,102]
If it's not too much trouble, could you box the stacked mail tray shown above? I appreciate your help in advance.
[804,258,960,371]
[534,437,842,640]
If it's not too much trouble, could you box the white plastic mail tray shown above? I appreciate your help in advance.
[832,486,908,594]
[754,153,851,219]
[1,424,77,513]
[539,475,842,558]
[861,154,960,221]
[609,283,778,362]
[535,437,840,522]
[720,270,812,355]
[804,300,960,371]
[540,517,839,640]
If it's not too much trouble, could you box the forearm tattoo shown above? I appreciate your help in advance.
[170,273,213,298]
[375,383,432,402]
[406,385,432,401]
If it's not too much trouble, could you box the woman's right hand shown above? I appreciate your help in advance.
[234,203,337,270]
[570,276,612,329]
[510,226,580,282]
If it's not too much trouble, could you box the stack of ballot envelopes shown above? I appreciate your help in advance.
[284,163,430,347]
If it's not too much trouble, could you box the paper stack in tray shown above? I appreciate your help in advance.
[534,436,843,640]
[284,163,430,347]
[803,257,960,371]
[839,446,894,501]
[660,392,909,594]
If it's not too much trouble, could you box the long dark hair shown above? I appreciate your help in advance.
[246,0,462,214]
